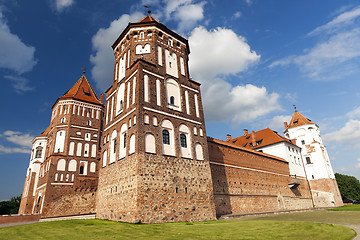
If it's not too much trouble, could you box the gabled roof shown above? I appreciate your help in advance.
[284,110,315,131]
[56,75,102,106]
[229,128,296,150]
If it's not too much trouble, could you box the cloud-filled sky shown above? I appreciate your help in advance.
[0,0,359,200]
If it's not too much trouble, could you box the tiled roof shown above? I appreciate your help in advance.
[39,125,51,137]
[285,110,314,131]
[229,128,295,150]
[58,75,102,105]
[138,14,159,23]
[208,137,287,163]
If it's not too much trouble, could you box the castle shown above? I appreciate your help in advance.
[18,15,342,223]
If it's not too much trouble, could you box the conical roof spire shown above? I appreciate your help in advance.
[284,110,315,131]
[57,75,102,106]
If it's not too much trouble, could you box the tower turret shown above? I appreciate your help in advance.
[96,14,216,223]
[284,110,343,207]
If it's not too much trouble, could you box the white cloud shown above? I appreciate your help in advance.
[268,115,292,131]
[269,6,360,80]
[232,11,242,19]
[308,6,360,36]
[346,106,360,119]
[0,130,34,155]
[189,26,281,125]
[294,28,360,79]
[0,145,29,154]
[323,120,360,146]
[245,0,252,6]
[54,0,74,12]
[174,1,205,33]
[1,131,34,148]
[0,11,37,74]
[90,12,144,91]
[4,75,33,93]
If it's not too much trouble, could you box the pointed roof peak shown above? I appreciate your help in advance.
[58,75,102,106]
[285,110,314,131]
[138,14,159,23]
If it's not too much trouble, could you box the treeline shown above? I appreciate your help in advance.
[0,195,21,215]
[335,173,360,202]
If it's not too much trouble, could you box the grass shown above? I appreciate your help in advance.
[0,218,355,240]
[328,204,360,211]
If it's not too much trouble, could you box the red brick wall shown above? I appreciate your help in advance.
[0,214,40,224]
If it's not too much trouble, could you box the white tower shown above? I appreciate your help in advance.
[284,110,343,207]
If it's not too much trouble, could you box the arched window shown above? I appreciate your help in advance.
[145,133,156,153]
[76,143,82,156]
[179,124,191,158]
[87,120,91,126]
[103,150,107,167]
[116,83,125,114]
[119,123,127,159]
[60,117,65,123]
[57,159,66,171]
[165,79,181,111]
[54,130,66,153]
[110,130,117,163]
[69,142,75,156]
[68,160,77,172]
[162,130,170,145]
[139,31,144,39]
[84,143,90,157]
[129,134,135,154]
[90,162,96,173]
[195,143,204,160]
[35,148,43,158]
[91,144,96,158]
[85,133,91,141]
[180,134,187,148]
[79,166,84,175]
[161,119,175,156]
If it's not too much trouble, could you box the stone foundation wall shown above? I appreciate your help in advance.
[309,178,343,207]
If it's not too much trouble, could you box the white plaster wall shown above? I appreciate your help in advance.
[145,133,156,153]
[179,124,191,159]
[195,143,204,160]
[118,54,126,81]
[165,49,178,78]
[136,44,151,54]
[157,46,162,65]
[119,123,127,159]
[162,120,175,156]
[180,57,185,76]
[54,130,66,153]
[116,83,125,115]
[166,79,181,111]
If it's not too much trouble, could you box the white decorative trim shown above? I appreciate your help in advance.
[143,107,202,125]
[124,69,138,83]
[143,69,164,79]
[70,125,98,131]
[37,183,47,190]
[104,108,136,132]
[70,137,83,141]
[210,161,289,177]
[181,84,199,93]
[106,89,117,101]
[56,125,68,128]
[51,183,74,186]
[90,140,97,142]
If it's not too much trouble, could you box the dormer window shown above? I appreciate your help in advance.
[83,88,91,96]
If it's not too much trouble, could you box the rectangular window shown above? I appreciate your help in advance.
[306,157,312,164]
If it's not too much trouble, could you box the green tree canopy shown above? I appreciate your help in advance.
[0,195,21,215]
[335,173,360,202]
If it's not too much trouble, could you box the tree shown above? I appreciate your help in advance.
[0,195,22,215]
[335,173,360,202]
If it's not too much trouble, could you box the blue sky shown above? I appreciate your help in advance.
[0,0,360,200]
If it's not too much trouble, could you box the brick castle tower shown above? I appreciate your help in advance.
[96,14,216,223]
[19,75,104,217]
[284,110,343,207]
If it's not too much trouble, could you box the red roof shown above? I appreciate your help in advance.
[284,110,314,131]
[229,128,296,150]
[138,14,159,23]
[58,75,102,106]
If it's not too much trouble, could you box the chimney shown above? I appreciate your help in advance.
[100,93,104,104]
[226,134,231,141]
[284,122,288,129]
[251,131,256,147]
[243,129,248,136]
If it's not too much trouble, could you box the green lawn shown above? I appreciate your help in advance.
[329,204,360,211]
[0,219,355,240]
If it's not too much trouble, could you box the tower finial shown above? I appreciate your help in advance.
[293,105,297,111]
[81,67,86,75]
[144,5,151,15]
